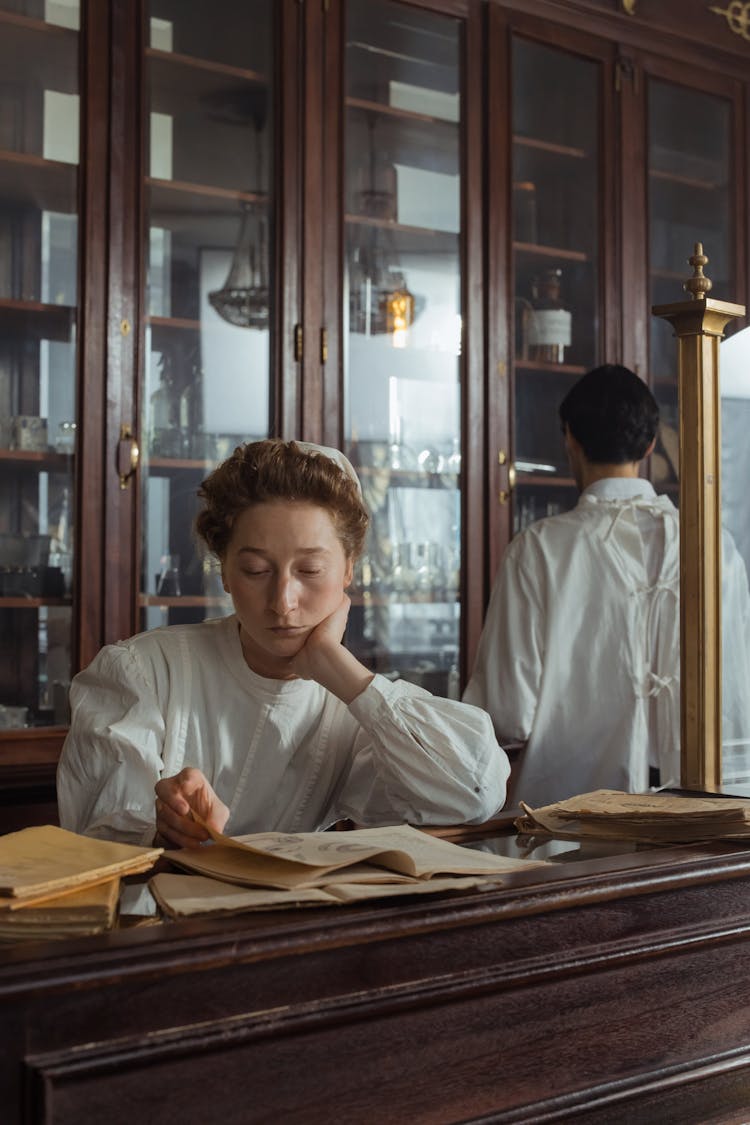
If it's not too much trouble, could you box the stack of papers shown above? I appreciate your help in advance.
[515,789,750,844]
[0,824,163,940]
[0,879,121,942]
[151,823,548,917]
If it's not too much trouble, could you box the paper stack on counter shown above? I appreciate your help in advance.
[0,824,163,940]
[515,789,750,844]
[0,878,121,942]
[152,822,548,917]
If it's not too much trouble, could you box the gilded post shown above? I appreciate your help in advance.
[652,244,745,789]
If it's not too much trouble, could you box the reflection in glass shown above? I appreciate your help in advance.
[141,1,274,633]
[720,327,750,788]
[511,37,600,534]
[0,0,80,727]
[648,79,730,499]
[343,0,462,696]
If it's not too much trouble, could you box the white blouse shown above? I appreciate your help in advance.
[57,614,509,844]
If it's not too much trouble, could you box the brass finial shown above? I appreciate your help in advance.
[684,242,713,301]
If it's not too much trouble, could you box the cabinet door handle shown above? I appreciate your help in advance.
[117,424,140,489]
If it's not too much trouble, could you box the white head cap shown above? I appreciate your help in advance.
[293,441,362,494]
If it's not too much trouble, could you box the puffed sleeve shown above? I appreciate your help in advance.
[462,537,544,742]
[56,643,166,845]
[332,675,510,826]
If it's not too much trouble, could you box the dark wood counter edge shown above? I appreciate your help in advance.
[3,839,750,996]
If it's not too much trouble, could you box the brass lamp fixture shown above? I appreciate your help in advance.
[348,116,417,341]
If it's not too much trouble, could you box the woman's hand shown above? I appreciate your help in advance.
[289,593,374,703]
[290,593,351,678]
[154,767,229,849]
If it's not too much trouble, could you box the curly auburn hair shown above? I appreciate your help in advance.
[195,439,369,561]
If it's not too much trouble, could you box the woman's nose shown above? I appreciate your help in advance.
[270,573,299,614]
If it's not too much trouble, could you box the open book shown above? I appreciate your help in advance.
[515,789,750,844]
[163,822,548,891]
[0,824,162,905]
[150,872,493,918]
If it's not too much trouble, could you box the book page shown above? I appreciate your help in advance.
[191,820,549,880]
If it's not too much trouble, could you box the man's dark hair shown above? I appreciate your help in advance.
[558,364,659,464]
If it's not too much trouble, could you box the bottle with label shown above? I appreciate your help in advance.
[524,269,572,364]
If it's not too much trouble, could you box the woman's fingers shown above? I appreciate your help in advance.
[154,768,229,846]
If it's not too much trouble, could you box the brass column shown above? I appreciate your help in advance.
[652,243,745,790]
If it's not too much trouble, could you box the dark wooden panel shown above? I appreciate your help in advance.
[4,845,750,1122]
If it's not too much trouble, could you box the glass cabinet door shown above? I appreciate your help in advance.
[647,77,732,502]
[510,36,602,533]
[342,0,463,698]
[0,0,81,732]
[140,0,276,632]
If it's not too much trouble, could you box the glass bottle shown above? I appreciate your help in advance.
[524,269,572,364]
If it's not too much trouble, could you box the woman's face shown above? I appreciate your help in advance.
[221,500,353,678]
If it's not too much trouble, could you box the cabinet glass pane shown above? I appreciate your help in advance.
[648,78,731,501]
[140,0,275,632]
[721,326,750,789]
[511,37,600,533]
[0,0,80,731]
[343,0,462,698]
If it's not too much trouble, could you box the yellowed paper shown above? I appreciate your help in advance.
[0,824,162,900]
[0,878,120,941]
[179,820,549,886]
[150,872,493,918]
[515,789,750,843]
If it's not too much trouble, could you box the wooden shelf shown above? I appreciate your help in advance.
[0,597,72,609]
[148,315,201,331]
[515,358,587,375]
[350,592,458,607]
[345,95,458,129]
[514,241,589,263]
[649,167,723,192]
[513,134,589,160]
[345,213,458,239]
[0,298,75,342]
[139,595,230,608]
[0,448,73,470]
[147,455,214,472]
[0,11,78,94]
[516,474,575,488]
[148,177,264,216]
[0,149,77,213]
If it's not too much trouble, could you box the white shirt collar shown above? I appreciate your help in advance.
[580,477,658,502]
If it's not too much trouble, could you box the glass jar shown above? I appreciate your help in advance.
[524,269,572,364]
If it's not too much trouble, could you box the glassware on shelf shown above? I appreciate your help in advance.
[390,542,415,597]
[439,438,461,488]
[414,541,442,597]
[55,421,77,454]
[156,554,181,597]
[522,269,572,364]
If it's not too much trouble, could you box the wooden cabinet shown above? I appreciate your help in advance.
[1,0,749,782]
[487,2,748,579]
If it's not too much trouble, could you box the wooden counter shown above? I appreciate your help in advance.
[4,836,750,1123]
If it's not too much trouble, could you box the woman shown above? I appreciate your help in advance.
[57,440,509,847]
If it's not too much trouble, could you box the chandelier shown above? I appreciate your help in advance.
[207,91,270,330]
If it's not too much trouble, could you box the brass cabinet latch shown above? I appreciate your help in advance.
[117,424,139,489]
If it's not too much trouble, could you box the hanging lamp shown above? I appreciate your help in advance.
[208,91,270,329]
[349,116,417,340]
